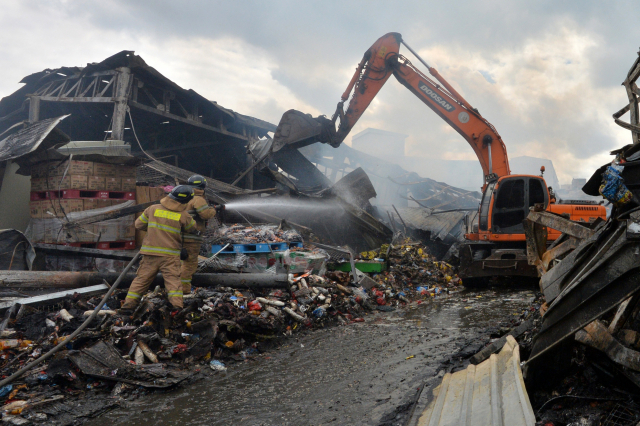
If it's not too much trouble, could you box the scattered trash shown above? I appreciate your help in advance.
[209,360,227,372]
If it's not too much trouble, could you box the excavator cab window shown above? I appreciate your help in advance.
[495,179,525,209]
[529,178,546,207]
[491,177,548,234]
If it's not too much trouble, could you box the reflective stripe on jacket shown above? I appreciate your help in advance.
[183,189,216,242]
[136,196,197,256]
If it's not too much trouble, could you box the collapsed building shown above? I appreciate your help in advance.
[0,50,477,257]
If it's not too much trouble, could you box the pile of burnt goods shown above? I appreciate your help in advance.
[521,142,640,425]
[0,241,462,423]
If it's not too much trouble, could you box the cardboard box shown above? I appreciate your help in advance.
[88,176,105,190]
[149,187,166,201]
[40,202,58,218]
[115,166,137,179]
[121,223,136,239]
[93,218,135,242]
[30,178,48,192]
[44,160,94,177]
[48,175,88,190]
[105,177,121,191]
[94,223,118,241]
[73,226,97,243]
[58,199,84,215]
[93,163,116,177]
[28,219,44,242]
[97,200,112,208]
[121,178,137,191]
[83,199,98,211]
[29,201,42,219]
[44,225,58,244]
[37,219,63,243]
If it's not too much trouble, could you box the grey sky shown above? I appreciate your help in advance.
[2,0,639,184]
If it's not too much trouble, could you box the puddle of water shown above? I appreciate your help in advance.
[86,288,534,426]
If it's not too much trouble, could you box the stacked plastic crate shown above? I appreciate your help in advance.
[28,159,137,249]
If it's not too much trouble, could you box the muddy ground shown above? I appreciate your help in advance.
[76,287,535,426]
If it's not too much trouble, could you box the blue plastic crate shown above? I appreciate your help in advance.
[210,244,236,254]
[211,242,301,255]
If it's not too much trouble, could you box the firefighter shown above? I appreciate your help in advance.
[120,185,197,312]
[181,175,216,294]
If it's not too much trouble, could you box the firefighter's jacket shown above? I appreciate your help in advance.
[183,188,216,243]
[135,197,197,256]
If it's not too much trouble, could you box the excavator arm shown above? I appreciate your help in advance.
[332,32,510,183]
[272,32,510,185]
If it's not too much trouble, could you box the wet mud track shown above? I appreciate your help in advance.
[87,288,534,426]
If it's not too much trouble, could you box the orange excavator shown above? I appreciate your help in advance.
[272,32,606,281]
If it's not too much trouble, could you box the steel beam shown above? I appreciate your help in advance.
[526,211,594,240]
[0,284,109,310]
[111,67,131,141]
[129,100,248,140]
[0,271,289,290]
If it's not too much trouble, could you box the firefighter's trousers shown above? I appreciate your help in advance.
[123,255,183,309]
[180,241,201,294]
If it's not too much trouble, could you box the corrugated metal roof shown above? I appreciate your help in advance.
[415,335,535,426]
[394,207,477,243]
[0,115,69,162]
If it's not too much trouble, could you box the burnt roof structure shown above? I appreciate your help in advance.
[0,50,276,189]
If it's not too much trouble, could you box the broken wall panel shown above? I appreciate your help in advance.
[392,207,476,246]
[272,147,333,191]
[300,142,481,209]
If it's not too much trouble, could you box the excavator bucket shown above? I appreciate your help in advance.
[272,109,338,152]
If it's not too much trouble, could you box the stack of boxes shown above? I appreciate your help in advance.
[28,159,137,248]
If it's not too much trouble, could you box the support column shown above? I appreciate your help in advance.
[245,128,255,190]
[28,96,40,123]
[111,67,132,141]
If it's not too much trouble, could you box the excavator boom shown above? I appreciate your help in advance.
[333,32,510,183]
[272,32,510,184]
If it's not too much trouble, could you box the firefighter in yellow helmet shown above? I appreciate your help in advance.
[181,175,216,294]
[121,185,197,312]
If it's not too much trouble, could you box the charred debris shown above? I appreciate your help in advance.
[0,52,480,422]
[0,50,477,254]
[499,52,640,425]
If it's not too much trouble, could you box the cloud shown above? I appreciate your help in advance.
[1,0,639,186]
[342,20,632,183]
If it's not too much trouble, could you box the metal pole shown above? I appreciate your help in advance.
[0,252,141,388]
[488,143,493,175]
[401,41,432,71]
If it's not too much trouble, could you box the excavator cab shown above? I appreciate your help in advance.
[484,175,548,235]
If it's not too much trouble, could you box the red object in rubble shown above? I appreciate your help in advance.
[172,344,188,354]
[247,301,262,311]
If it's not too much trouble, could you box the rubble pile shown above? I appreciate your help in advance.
[0,241,462,423]
[207,224,303,245]
[527,302,640,425]
[370,243,463,301]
